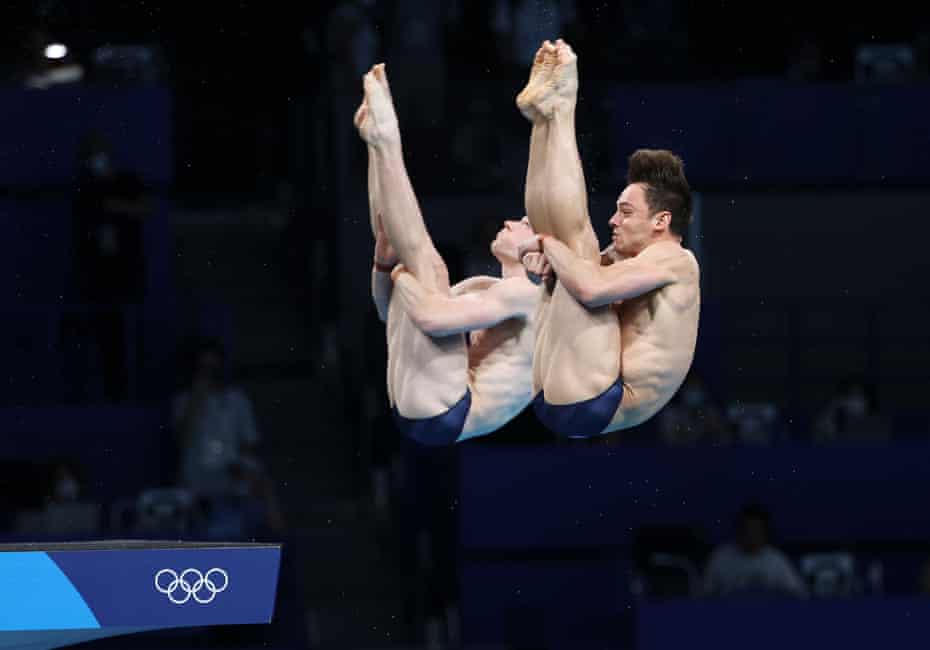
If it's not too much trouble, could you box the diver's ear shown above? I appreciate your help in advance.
[654,211,672,231]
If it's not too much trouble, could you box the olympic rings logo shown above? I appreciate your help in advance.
[154,568,229,605]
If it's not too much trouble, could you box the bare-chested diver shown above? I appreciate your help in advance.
[355,64,543,445]
[515,39,701,438]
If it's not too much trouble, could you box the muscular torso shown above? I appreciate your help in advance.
[607,249,700,430]
[535,282,622,404]
[386,295,468,418]
[386,278,539,438]
[534,245,700,432]
[461,305,537,439]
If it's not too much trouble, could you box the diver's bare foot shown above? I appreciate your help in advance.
[353,99,375,144]
[360,63,401,148]
[527,39,579,120]
[516,41,556,122]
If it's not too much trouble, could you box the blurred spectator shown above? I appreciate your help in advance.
[813,376,889,443]
[657,372,730,446]
[88,44,166,85]
[787,33,825,81]
[703,503,808,598]
[72,132,151,401]
[13,459,100,536]
[132,488,200,537]
[726,401,782,445]
[48,460,83,504]
[856,43,916,83]
[172,337,285,536]
[172,336,257,496]
[799,551,859,598]
[632,524,707,598]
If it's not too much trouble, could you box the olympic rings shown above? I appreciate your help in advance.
[154,567,229,604]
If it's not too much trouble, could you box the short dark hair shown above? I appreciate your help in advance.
[626,149,692,238]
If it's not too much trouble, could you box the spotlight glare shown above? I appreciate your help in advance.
[44,44,68,60]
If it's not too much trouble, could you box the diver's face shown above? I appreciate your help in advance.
[492,216,534,261]
[608,183,655,256]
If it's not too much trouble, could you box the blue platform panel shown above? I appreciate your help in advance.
[0,541,280,649]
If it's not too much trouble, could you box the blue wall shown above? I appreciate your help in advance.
[0,85,173,189]
[458,444,930,645]
[608,82,930,185]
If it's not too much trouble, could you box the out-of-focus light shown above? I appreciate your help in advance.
[44,43,68,60]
